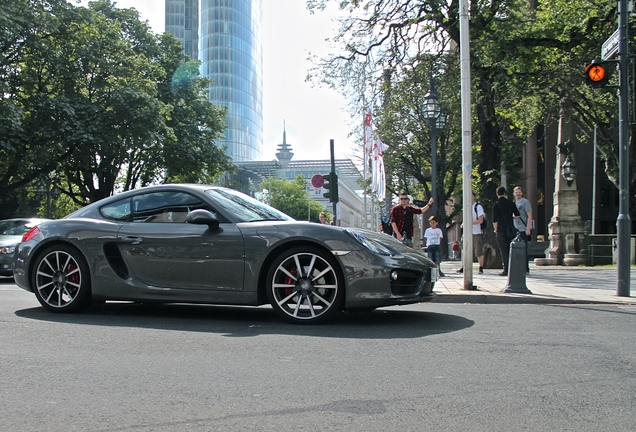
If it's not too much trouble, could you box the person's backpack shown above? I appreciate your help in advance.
[475,203,487,231]
[380,215,393,236]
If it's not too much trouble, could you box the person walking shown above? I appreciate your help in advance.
[424,215,445,276]
[456,192,485,274]
[513,186,533,274]
[390,193,433,247]
[492,186,520,276]
[319,212,329,224]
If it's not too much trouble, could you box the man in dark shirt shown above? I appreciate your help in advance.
[492,186,520,276]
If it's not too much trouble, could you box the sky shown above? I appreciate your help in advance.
[87,0,360,163]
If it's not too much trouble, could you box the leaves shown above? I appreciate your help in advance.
[259,175,330,222]
[0,0,232,214]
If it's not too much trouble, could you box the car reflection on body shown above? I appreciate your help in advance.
[0,218,51,277]
[13,184,438,323]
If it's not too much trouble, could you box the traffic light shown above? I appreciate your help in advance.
[585,60,612,88]
[322,172,339,203]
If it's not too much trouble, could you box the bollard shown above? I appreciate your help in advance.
[503,233,533,294]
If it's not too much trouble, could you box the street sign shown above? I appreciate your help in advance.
[601,29,619,60]
[311,174,324,188]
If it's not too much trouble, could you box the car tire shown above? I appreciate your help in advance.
[266,246,344,324]
[32,244,92,313]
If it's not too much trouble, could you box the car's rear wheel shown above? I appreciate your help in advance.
[266,246,344,324]
[32,244,91,313]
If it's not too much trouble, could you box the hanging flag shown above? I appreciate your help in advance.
[372,136,388,201]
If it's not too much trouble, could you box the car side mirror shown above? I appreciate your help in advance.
[185,209,220,229]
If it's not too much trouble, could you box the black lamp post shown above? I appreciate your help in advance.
[37,177,61,218]
[423,77,445,216]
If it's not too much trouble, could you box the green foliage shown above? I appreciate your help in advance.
[0,0,233,216]
[308,0,630,212]
[259,175,329,221]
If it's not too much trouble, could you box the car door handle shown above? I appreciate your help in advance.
[121,235,143,245]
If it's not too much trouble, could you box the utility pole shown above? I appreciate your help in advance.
[616,0,631,296]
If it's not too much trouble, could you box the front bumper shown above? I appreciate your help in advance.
[338,249,438,309]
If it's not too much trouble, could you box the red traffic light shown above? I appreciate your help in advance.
[585,60,611,88]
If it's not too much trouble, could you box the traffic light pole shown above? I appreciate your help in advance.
[616,0,630,297]
[329,139,337,224]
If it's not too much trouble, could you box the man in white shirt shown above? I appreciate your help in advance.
[456,192,485,274]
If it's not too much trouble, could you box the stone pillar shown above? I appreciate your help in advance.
[535,100,588,266]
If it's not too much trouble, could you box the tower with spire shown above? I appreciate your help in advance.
[275,122,294,167]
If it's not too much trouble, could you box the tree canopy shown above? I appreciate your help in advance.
[306,0,631,214]
[0,0,232,217]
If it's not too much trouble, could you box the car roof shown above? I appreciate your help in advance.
[66,184,227,218]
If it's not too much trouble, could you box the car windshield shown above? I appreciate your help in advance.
[205,189,294,223]
[0,220,33,236]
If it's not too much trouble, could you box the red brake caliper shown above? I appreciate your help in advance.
[67,263,80,286]
[283,268,297,296]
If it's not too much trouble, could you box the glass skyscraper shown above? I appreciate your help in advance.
[165,0,264,162]
[165,0,199,61]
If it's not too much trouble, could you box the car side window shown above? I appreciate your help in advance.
[100,199,132,221]
[131,191,221,223]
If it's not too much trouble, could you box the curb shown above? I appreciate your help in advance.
[429,293,636,305]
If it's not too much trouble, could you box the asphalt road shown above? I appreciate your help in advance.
[1,278,635,431]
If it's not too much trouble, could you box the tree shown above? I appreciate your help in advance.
[0,0,75,197]
[155,40,233,186]
[372,62,463,255]
[0,0,232,213]
[306,0,624,210]
[259,176,330,221]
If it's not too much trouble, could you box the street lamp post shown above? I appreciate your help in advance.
[37,176,61,218]
[423,77,446,216]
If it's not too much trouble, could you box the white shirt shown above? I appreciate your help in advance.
[424,227,443,246]
[473,203,484,235]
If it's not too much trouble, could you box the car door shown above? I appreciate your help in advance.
[115,191,245,291]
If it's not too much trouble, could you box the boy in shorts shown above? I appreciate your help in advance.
[424,215,444,277]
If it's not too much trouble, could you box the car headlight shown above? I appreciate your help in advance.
[343,229,393,256]
[0,246,15,255]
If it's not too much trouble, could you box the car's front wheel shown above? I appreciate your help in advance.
[32,244,91,313]
[266,246,344,324]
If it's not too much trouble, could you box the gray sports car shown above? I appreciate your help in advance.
[13,184,438,323]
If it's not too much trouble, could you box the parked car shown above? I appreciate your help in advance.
[0,218,51,277]
[13,184,438,323]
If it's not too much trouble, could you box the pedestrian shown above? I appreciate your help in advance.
[456,192,485,274]
[390,193,433,247]
[513,186,533,273]
[424,215,445,276]
[319,212,329,224]
[492,186,520,276]
[452,240,461,260]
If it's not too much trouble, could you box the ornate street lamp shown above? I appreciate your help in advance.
[423,79,441,120]
[559,141,577,186]
[37,176,60,218]
[423,77,445,216]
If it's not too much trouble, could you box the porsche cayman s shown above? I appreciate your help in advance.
[13,184,438,323]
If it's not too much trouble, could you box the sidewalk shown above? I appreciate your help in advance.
[430,261,636,305]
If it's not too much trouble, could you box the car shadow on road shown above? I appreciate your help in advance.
[15,302,474,339]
